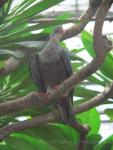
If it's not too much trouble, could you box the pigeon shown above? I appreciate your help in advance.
[29,27,74,124]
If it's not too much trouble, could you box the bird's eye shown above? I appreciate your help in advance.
[55,27,63,33]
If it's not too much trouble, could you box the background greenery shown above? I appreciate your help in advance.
[0,0,113,149]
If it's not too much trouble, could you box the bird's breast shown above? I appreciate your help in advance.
[39,46,61,64]
[40,59,67,90]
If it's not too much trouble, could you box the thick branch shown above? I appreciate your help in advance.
[0,82,113,140]
[0,58,107,115]
[93,0,113,56]
[62,1,101,40]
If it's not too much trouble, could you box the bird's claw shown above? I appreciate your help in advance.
[54,85,60,91]
[39,92,50,101]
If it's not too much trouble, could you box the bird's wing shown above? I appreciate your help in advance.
[60,48,74,102]
[60,48,72,76]
[29,54,46,92]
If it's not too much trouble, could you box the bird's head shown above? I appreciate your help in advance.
[50,27,64,42]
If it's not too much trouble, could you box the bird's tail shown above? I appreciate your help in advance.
[57,96,75,124]
[57,97,76,148]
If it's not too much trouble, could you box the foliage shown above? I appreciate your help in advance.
[0,0,113,150]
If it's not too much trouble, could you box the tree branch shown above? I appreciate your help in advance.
[0,39,112,116]
[75,83,113,114]
[30,16,113,25]
[0,53,110,116]
[0,0,100,77]
[62,0,101,40]
[0,82,113,140]
[0,1,109,113]
[0,1,113,148]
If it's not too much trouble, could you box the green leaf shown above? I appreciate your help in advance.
[94,135,113,150]
[77,108,100,136]
[12,0,64,23]
[87,75,106,86]
[81,30,95,56]
[69,52,85,62]
[0,62,36,101]
[101,54,113,80]
[0,0,64,34]
[11,0,36,15]
[0,49,25,58]
[5,133,55,150]
[104,109,113,121]
[25,123,79,150]
[0,141,12,150]
[85,134,102,150]
[43,12,72,34]
[0,32,48,45]
[82,30,113,80]
[1,12,76,38]
[74,86,98,99]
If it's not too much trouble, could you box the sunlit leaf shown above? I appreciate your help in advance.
[77,108,100,136]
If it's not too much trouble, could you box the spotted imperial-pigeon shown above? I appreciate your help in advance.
[29,27,74,124]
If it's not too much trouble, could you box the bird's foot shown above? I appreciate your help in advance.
[39,92,50,102]
[54,85,67,97]
[53,85,60,92]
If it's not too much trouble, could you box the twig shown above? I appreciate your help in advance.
[30,16,113,24]
[75,83,113,114]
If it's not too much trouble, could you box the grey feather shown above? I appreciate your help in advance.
[60,49,74,103]
[29,27,74,123]
[29,54,46,92]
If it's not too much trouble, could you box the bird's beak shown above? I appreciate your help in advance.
[58,27,65,34]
